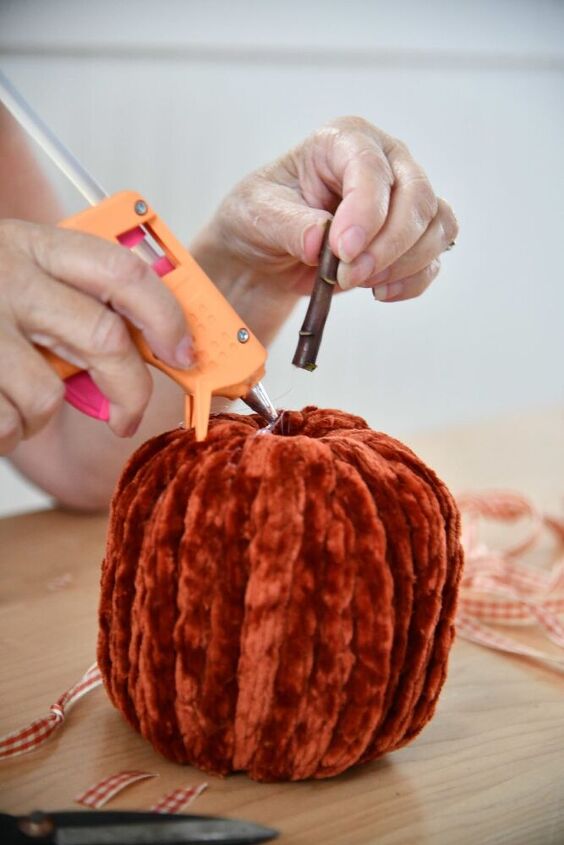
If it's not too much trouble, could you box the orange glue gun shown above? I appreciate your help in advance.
[0,72,278,440]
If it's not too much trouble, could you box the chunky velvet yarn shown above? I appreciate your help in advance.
[98,407,463,782]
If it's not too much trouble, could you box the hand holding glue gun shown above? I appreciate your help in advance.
[0,215,194,446]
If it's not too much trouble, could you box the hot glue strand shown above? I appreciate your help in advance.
[292,222,338,371]
[255,410,286,436]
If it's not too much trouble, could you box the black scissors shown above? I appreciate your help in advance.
[0,809,278,844]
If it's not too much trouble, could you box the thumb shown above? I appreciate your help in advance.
[221,176,332,267]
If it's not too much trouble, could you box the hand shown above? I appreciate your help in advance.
[201,116,458,302]
[0,220,192,454]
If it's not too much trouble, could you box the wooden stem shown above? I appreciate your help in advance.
[292,222,338,371]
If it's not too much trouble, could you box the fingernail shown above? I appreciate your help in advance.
[387,281,405,299]
[302,222,326,266]
[109,405,141,438]
[338,225,367,262]
[372,281,404,302]
[124,418,141,438]
[371,268,390,285]
[175,336,195,369]
[338,251,375,290]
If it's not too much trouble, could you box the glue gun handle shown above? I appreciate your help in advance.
[36,244,173,421]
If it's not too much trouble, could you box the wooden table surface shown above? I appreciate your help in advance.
[1,407,563,845]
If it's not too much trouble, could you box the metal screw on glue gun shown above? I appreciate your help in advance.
[134,199,148,215]
[237,328,250,343]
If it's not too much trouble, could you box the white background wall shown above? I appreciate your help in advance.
[0,0,563,515]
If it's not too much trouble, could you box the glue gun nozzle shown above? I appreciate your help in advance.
[243,381,279,425]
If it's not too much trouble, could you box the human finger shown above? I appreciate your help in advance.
[12,221,193,368]
[372,259,441,303]
[343,198,458,290]
[309,120,395,262]
[336,140,439,289]
[0,317,65,445]
[0,390,23,454]
[217,173,332,267]
[12,270,153,437]
[219,119,395,270]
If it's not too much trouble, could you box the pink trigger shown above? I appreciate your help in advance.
[64,371,110,421]
[63,229,174,420]
[152,255,174,276]
[117,227,145,248]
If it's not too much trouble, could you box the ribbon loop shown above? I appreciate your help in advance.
[457,490,564,669]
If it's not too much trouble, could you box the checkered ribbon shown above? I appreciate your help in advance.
[0,663,102,759]
[1,666,205,814]
[74,772,207,811]
[456,490,564,669]
[150,783,209,813]
[75,770,157,808]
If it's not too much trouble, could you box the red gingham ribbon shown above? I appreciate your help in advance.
[75,770,157,808]
[456,490,564,669]
[1,666,205,813]
[74,773,207,812]
[0,663,102,759]
[150,782,208,814]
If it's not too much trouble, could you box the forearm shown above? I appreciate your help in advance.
[0,104,62,222]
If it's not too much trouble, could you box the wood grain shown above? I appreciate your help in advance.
[1,408,563,844]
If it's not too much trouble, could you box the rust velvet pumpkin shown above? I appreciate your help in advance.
[98,407,463,782]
